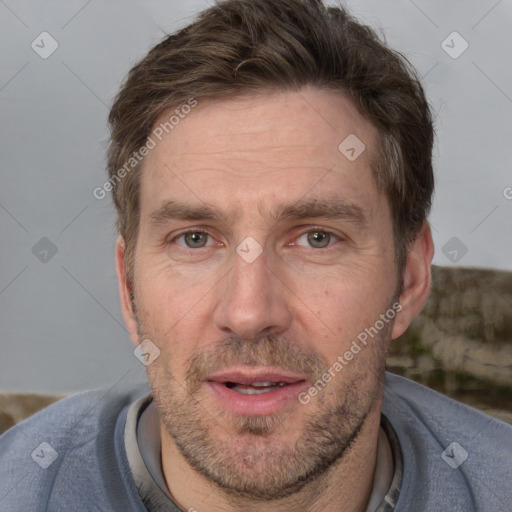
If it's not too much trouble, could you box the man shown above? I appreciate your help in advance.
[1,0,511,510]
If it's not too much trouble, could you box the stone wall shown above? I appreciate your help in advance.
[0,393,63,434]
[388,265,512,424]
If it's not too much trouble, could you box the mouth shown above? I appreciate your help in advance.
[225,381,290,395]
[205,368,308,416]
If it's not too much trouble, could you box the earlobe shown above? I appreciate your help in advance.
[391,222,434,340]
[115,236,139,346]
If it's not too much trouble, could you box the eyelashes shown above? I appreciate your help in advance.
[173,230,217,249]
[168,228,343,251]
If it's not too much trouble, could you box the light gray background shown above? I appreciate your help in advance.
[1,0,511,393]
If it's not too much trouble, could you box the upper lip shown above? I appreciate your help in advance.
[206,367,306,385]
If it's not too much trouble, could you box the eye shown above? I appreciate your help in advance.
[174,231,215,249]
[295,230,338,249]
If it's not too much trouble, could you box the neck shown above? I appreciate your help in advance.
[160,402,383,512]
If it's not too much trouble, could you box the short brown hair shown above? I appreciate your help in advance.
[107,0,434,286]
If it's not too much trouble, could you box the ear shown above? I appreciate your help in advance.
[391,222,434,340]
[115,236,139,347]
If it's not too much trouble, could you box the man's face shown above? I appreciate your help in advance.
[129,87,400,499]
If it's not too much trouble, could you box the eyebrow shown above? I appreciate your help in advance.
[271,197,367,227]
[148,196,367,228]
[149,201,227,226]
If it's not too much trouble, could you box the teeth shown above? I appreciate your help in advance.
[229,382,289,395]
[234,387,276,395]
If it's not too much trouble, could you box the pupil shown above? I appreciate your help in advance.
[186,232,206,248]
[308,231,330,248]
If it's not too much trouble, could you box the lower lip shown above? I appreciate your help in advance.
[207,381,308,416]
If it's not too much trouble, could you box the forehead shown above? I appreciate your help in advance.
[139,87,382,218]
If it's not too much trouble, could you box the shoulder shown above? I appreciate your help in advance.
[383,372,512,511]
[383,371,512,442]
[0,382,149,511]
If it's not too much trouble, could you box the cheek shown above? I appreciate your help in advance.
[291,273,393,354]
[136,276,212,355]
[136,261,209,317]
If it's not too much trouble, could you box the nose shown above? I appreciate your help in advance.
[213,246,293,340]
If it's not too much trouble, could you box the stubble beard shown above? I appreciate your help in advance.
[143,327,391,502]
